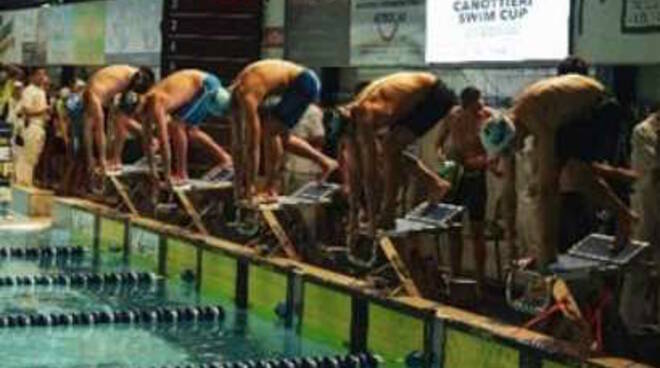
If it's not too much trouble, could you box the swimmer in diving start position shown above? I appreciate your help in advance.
[338,72,457,237]
[231,59,338,202]
[83,65,155,174]
[480,74,638,268]
[139,69,233,186]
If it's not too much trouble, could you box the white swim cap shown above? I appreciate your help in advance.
[480,113,516,156]
[208,87,231,117]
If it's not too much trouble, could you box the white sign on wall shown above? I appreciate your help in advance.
[351,0,426,66]
[622,0,660,33]
[426,0,570,63]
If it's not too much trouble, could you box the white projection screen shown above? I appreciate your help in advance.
[426,0,571,63]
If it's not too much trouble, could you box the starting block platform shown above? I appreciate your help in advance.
[549,234,648,279]
[370,202,465,298]
[238,182,343,262]
[384,202,464,237]
[507,233,649,315]
[258,182,342,209]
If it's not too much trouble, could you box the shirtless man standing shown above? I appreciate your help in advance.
[231,59,338,201]
[437,86,497,284]
[480,74,638,267]
[140,69,232,186]
[83,64,155,173]
[339,72,456,236]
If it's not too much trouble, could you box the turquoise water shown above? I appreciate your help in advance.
[0,229,342,368]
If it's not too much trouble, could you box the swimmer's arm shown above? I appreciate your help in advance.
[591,162,639,183]
[435,116,451,160]
[571,160,635,219]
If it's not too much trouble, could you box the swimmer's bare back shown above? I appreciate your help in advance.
[232,59,305,102]
[87,65,139,104]
[143,69,206,113]
[346,72,438,129]
[512,74,605,135]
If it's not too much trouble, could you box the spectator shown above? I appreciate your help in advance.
[621,105,660,326]
[15,68,49,187]
[284,104,326,194]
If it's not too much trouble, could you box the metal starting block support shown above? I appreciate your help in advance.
[105,157,158,216]
[376,202,464,298]
[170,168,234,235]
[506,234,649,349]
[248,182,342,261]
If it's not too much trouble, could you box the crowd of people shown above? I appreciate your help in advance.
[0,56,658,329]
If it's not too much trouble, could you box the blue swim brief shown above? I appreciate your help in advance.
[175,74,223,126]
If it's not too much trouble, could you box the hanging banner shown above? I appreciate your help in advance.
[285,0,350,67]
[350,0,426,66]
[622,0,660,33]
[46,2,106,65]
[427,0,570,63]
[105,0,163,65]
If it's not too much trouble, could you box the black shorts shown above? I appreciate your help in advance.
[559,192,596,253]
[393,80,456,137]
[451,170,487,222]
[555,97,622,165]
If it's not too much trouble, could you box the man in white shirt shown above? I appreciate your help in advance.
[283,104,325,194]
[16,68,49,187]
[621,107,660,326]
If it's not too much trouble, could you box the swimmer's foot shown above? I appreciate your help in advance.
[319,158,339,182]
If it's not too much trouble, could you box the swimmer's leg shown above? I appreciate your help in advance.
[83,90,106,172]
[187,126,233,167]
[535,129,561,267]
[263,118,284,196]
[170,120,188,182]
[283,134,338,181]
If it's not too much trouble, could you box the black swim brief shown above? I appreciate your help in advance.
[393,80,457,137]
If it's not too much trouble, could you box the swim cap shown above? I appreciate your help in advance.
[208,87,231,117]
[480,113,515,156]
[66,93,84,119]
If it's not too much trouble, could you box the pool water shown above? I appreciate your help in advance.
[0,229,343,368]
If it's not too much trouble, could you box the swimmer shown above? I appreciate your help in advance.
[338,72,457,236]
[437,86,498,284]
[480,74,638,268]
[231,59,338,201]
[139,69,232,187]
[83,65,155,174]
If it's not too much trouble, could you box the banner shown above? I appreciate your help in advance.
[285,0,350,67]
[427,0,570,63]
[105,0,163,65]
[46,2,106,65]
[350,0,425,66]
[622,0,660,33]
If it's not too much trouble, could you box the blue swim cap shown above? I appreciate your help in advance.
[480,113,515,156]
[208,87,231,117]
[65,94,84,119]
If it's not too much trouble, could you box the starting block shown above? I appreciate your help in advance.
[241,182,343,261]
[507,233,649,352]
[170,167,234,235]
[384,202,464,237]
[508,234,649,314]
[370,202,465,299]
[105,157,160,215]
